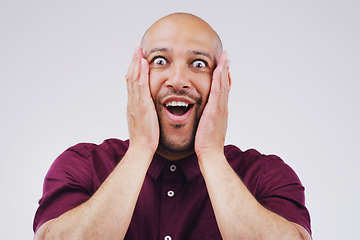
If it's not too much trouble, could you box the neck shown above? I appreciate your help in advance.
[156,146,194,161]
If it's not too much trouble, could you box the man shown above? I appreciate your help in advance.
[34,13,311,239]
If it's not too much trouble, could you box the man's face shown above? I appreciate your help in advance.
[142,17,220,159]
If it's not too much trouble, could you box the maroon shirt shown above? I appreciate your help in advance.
[34,139,311,239]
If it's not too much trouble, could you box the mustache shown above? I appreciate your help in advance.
[155,89,203,105]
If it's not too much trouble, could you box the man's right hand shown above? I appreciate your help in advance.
[35,47,159,240]
[126,46,159,154]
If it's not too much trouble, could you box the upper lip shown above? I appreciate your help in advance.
[161,96,194,106]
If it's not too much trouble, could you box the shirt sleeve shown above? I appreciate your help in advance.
[256,155,311,235]
[33,144,94,233]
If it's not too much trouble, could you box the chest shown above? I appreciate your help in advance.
[125,163,222,240]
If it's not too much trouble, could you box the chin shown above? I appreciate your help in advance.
[158,124,196,154]
[159,133,194,153]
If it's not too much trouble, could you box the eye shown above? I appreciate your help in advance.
[191,59,207,68]
[152,57,168,65]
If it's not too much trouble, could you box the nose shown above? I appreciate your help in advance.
[165,63,191,90]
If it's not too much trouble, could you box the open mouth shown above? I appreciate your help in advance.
[165,101,193,116]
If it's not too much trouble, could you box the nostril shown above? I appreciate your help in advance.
[165,76,190,89]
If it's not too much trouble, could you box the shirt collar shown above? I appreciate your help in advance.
[147,152,201,182]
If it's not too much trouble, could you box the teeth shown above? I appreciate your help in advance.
[166,101,189,107]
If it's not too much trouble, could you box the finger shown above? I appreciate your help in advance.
[218,59,230,107]
[126,47,145,98]
[126,48,139,98]
[127,56,140,110]
[137,46,144,58]
[126,47,138,81]
[126,46,144,83]
[217,51,228,69]
[139,58,151,98]
[221,59,230,91]
[211,65,223,96]
[213,51,227,92]
[131,47,141,82]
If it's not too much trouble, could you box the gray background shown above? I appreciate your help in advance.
[1,1,359,239]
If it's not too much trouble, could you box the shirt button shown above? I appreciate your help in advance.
[170,165,177,172]
[167,190,174,197]
[164,236,172,240]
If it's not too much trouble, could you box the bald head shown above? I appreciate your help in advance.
[141,13,223,58]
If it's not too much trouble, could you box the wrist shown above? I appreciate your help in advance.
[197,150,229,178]
[127,143,156,162]
[129,137,158,152]
[196,149,225,165]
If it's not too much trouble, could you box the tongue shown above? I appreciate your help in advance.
[168,106,188,116]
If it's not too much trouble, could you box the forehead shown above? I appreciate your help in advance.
[142,18,220,59]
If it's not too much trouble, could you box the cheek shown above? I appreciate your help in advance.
[192,75,212,101]
[149,72,163,100]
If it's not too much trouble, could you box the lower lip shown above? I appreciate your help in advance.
[165,106,193,123]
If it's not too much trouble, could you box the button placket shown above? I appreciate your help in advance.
[159,164,184,239]
[167,165,177,198]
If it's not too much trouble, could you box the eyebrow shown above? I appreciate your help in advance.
[146,48,214,62]
[188,50,213,62]
[147,47,171,56]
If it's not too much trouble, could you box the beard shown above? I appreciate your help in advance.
[159,127,195,153]
[158,119,198,153]
[155,89,203,154]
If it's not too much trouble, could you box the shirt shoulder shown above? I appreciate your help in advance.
[224,144,311,235]
[33,138,129,233]
[65,138,130,188]
[66,138,129,158]
[224,145,299,190]
[48,138,129,186]
[224,145,268,189]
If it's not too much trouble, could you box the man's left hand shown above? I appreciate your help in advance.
[194,51,231,158]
